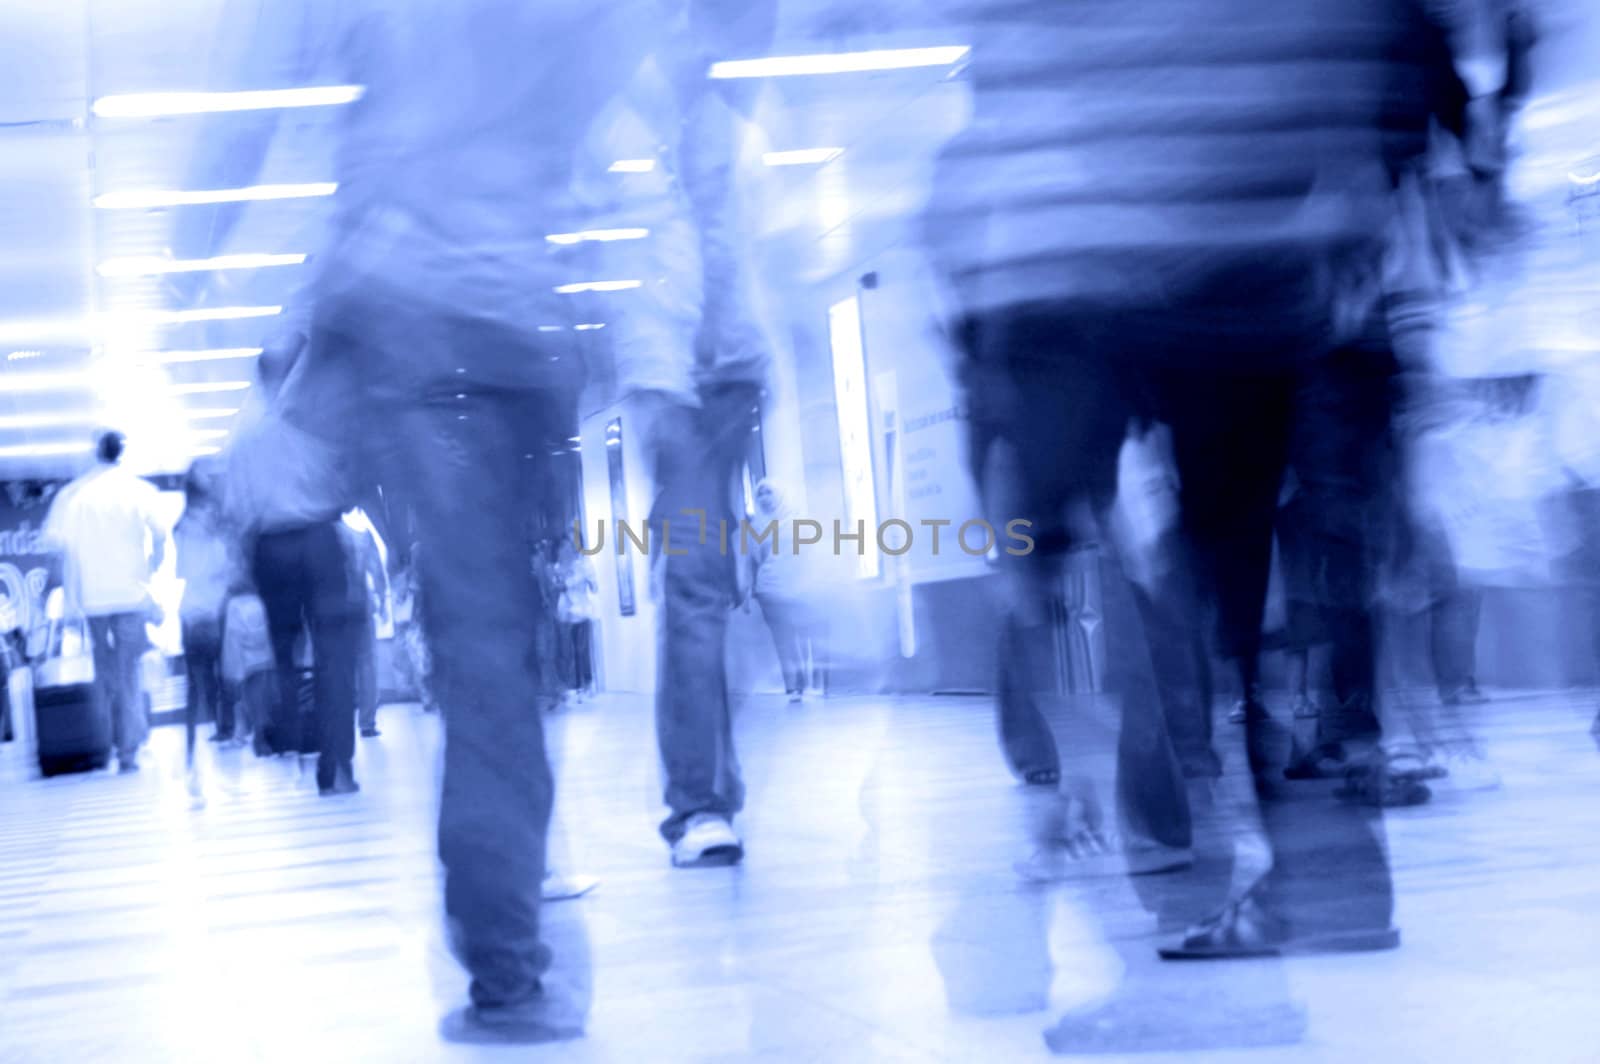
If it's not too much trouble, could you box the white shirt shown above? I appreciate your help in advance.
[43,464,168,617]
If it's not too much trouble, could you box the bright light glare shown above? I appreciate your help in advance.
[186,408,242,419]
[574,323,606,331]
[545,228,649,245]
[0,442,95,459]
[94,183,337,209]
[710,47,970,79]
[608,159,656,173]
[763,148,843,167]
[1570,170,1600,187]
[168,382,252,395]
[553,280,642,294]
[93,86,365,118]
[0,371,92,394]
[98,253,306,278]
[189,445,222,457]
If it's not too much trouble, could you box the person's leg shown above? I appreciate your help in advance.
[109,612,150,762]
[182,618,203,768]
[365,385,567,1008]
[253,532,310,756]
[356,613,380,734]
[305,521,361,791]
[648,385,751,849]
[756,594,803,694]
[571,622,593,694]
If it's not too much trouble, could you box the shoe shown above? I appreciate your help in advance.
[118,759,139,774]
[1015,835,1192,882]
[360,727,381,739]
[209,731,231,743]
[439,994,584,1045]
[1291,694,1319,720]
[319,766,360,797]
[542,871,599,902]
[787,692,803,704]
[671,813,744,867]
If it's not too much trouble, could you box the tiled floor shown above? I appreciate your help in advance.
[2,688,1597,1062]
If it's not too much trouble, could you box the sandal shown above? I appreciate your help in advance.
[1334,751,1438,808]
[1023,768,1060,787]
[1159,892,1401,960]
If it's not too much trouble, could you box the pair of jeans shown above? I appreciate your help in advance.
[253,523,362,790]
[314,290,580,1010]
[182,614,225,763]
[644,386,755,844]
[88,612,149,763]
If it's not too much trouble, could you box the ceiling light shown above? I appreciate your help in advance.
[188,428,230,440]
[537,325,565,333]
[608,159,656,173]
[0,413,98,430]
[93,183,337,209]
[553,280,642,294]
[185,407,242,419]
[93,85,365,119]
[574,323,606,331]
[0,442,95,459]
[6,350,42,361]
[188,445,223,457]
[145,348,264,364]
[0,371,93,394]
[763,148,843,167]
[168,382,252,395]
[97,253,306,278]
[545,228,649,245]
[123,307,281,326]
[709,46,970,79]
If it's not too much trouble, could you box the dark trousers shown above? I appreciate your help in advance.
[88,611,148,763]
[253,523,361,790]
[568,621,594,692]
[317,290,579,1010]
[647,385,754,844]
[182,615,225,764]
[964,314,1193,850]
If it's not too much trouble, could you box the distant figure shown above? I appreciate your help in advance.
[174,460,240,764]
[42,430,169,773]
[338,516,387,739]
[554,537,598,703]
[749,480,819,702]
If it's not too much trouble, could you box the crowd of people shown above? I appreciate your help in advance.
[12,0,1594,1050]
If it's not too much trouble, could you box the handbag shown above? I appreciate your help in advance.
[35,613,95,690]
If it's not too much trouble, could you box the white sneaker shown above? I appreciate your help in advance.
[671,813,744,868]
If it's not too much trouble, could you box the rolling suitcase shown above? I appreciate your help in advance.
[34,616,112,777]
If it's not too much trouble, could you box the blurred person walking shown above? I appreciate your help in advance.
[187,0,673,1043]
[42,430,169,773]
[749,479,821,702]
[174,460,240,769]
[571,2,779,869]
[224,328,363,797]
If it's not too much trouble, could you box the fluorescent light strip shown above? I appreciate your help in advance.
[0,442,94,459]
[186,408,242,419]
[545,228,649,246]
[169,382,252,395]
[608,159,656,173]
[94,183,337,209]
[6,350,42,361]
[126,306,282,325]
[189,445,223,457]
[763,148,843,167]
[189,429,231,440]
[147,348,264,364]
[574,323,606,331]
[0,413,98,431]
[93,85,365,119]
[98,253,306,278]
[553,280,642,295]
[0,372,92,394]
[709,46,970,79]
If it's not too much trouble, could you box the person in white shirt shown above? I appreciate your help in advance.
[42,431,170,772]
